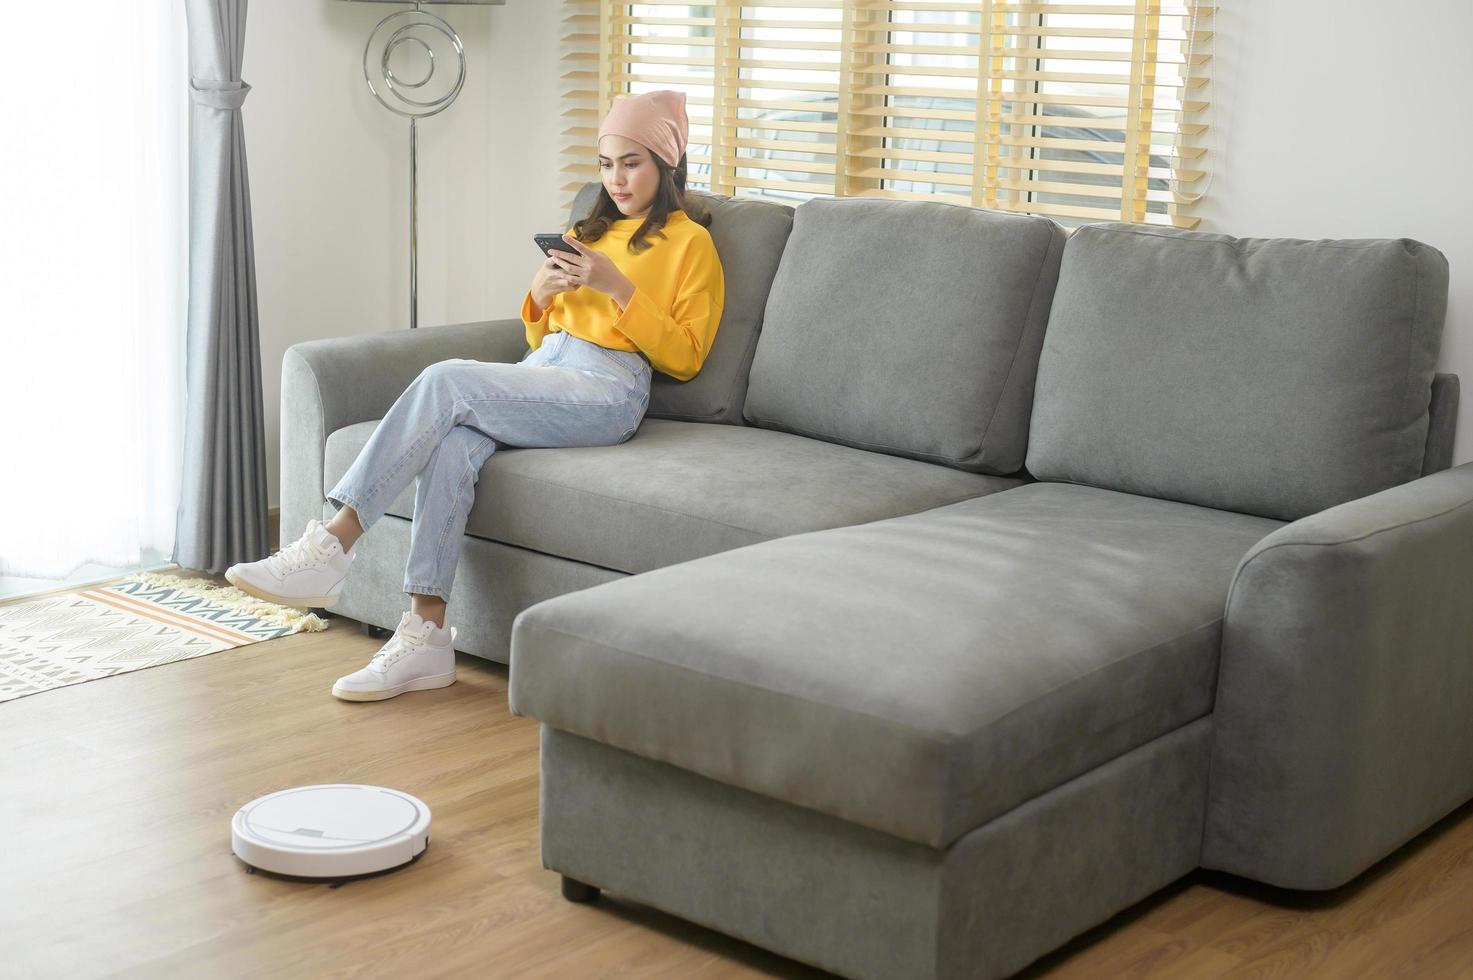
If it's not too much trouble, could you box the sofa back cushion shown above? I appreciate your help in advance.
[740,197,1066,476]
[566,182,793,425]
[1025,223,1450,521]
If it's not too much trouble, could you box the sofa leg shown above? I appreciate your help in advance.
[308,607,337,619]
[362,622,391,639]
[561,875,601,903]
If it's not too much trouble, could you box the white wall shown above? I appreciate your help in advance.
[243,0,561,509]
[1195,0,1472,465]
[246,0,1471,512]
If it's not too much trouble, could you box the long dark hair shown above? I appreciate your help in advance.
[571,150,713,255]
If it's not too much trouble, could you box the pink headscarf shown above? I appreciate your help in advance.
[597,90,689,169]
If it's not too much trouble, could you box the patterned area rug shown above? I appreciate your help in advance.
[0,571,330,704]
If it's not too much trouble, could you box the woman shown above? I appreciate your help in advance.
[225,89,725,702]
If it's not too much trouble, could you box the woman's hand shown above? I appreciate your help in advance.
[548,234,635,308]
[530,253,581,312]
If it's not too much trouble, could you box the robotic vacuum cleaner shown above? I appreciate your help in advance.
[232,784,431,880]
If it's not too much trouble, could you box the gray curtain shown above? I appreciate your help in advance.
[175,0,269,573]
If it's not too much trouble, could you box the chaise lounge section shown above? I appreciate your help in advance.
[508,207,1473,977]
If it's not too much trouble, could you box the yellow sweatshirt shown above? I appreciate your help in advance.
[520,209,726,382]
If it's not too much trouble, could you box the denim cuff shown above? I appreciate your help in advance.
[404,582,451,601]
[327,490,379,531]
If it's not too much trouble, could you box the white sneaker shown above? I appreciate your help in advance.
[332,611,458,702]
[224,518,355,609]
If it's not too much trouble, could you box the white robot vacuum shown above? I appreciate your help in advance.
[232,784,432,881]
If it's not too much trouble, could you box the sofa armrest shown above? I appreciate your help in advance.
[1423,373,1460,476]
[1203,462,1473,889]
[279,318,528,542]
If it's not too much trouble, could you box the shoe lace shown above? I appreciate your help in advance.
[369,622,430,672]
[265,527,331,577]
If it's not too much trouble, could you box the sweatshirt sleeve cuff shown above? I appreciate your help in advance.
[522,289,552,349]
[521,289,549,328]
[610,286,665,348]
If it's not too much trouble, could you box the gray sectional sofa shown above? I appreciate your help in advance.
[281,183,1473,979]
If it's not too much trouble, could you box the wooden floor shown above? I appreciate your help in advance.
[5,577,1473,979]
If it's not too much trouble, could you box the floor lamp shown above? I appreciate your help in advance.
[339,0,505,330]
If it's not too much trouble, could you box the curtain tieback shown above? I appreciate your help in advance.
[190,77,251,110]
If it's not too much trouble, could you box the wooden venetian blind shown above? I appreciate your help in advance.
[558,0,1212,228]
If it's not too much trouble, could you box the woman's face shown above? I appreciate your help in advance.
[599,135,659,219]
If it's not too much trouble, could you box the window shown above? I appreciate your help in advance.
[560,0,1213,229]
[0,0,187,592]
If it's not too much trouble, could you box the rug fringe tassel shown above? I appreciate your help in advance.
[125,571,331,633]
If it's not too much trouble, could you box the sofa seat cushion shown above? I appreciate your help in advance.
[322,417,1021,575]
[509,482,1284,848]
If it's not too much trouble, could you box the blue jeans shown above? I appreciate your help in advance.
[326,330,652,601]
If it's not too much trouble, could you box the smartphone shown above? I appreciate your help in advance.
[534,233,576,263]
